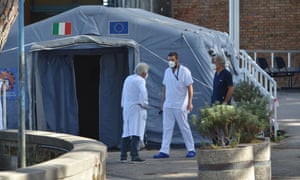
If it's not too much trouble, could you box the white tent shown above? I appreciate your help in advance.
[0,6,240,148]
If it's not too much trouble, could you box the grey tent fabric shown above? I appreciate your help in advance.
[99,53,129,147]
[0,6,240,148]
[34,54,79,134]
[28,36,137,147]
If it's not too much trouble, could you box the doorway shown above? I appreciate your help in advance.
[74,55,100,139]
[30,42,133,148]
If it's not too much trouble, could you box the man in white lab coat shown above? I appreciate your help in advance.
[120,62,149,162]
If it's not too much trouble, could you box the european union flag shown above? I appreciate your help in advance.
[109,21,128,34]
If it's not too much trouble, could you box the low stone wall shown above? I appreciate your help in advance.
[0,130,107,180]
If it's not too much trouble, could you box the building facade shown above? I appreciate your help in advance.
[25,0,300,51]
[172,0,300,87]
[173,0,300,51]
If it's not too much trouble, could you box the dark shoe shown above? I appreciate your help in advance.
[153,152,169,159]
[186,151,196,158]
[131,157,145,162]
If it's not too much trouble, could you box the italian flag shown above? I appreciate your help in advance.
[52,22,72,35]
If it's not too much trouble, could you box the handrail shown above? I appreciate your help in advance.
[239,50,278,139]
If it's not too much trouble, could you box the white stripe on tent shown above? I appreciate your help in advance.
[58,22,65,35]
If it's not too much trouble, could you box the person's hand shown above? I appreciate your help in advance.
[158,105,163,115]
[187,103,193,112]
[158,109,163,115]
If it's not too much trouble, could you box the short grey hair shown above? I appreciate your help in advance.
[134,62,149,75]
[212,55,226,66]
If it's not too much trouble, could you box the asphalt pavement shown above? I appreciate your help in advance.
[106,88,300,180]
[270,89,300,180]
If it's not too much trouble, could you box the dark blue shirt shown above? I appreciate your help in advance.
[211,69,233,105]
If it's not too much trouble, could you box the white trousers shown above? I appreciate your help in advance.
[160,108,195,154]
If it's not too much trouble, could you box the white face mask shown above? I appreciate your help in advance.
[168,61,176,68]
[210,64,216,71]
[145,73,148,79]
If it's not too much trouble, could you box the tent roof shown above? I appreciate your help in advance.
[4,5,230,52]
[30,35,139,51]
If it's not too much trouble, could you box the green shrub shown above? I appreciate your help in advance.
[233,81,271,142]
[191,81,271,147]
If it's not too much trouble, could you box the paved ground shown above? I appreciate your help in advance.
[271,89,300,180]
[106,89,300,180]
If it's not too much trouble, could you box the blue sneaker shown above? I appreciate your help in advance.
[153,152,169,158]
[186,151,196,158]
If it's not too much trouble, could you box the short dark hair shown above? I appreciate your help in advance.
[168,52,178,59]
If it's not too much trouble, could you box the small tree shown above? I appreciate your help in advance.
[233,81,271,142]
[191,104,259,148]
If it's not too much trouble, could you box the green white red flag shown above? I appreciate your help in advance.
[52,22,72,35]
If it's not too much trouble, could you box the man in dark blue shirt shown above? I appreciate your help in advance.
[211,55,234,105]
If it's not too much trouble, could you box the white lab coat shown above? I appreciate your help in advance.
[121,74,148,140]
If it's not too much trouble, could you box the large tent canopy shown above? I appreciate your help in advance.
[0,6,240,148]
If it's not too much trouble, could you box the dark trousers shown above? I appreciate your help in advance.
[120,135,140,160]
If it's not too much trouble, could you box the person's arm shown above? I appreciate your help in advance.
[138,79,148,109]
[223,71,233,104]
[121,79,127,108]
[160,85,166,112]
[187,84,193,112]
[224,86,234,104]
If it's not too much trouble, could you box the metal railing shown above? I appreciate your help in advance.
[239,50,278,139]
[247,50,300,68]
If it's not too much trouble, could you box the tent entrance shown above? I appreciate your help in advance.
[74,55,100,140]
[29,36,135,148]
[97,49,129,147]
[71,47,130,147]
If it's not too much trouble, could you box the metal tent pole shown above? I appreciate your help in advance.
[2,80,7,129]
[18,0,26,168]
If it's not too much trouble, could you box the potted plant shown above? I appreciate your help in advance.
[191,81,272,180]
[192,104,257,147]
[232,81,272,180]
[233,81,271,143]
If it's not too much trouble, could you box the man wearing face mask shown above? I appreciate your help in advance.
[211,55,234,105]
[153,52,196,159]
[120,62,149,162]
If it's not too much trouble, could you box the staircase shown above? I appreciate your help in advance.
[239,50,279,139]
